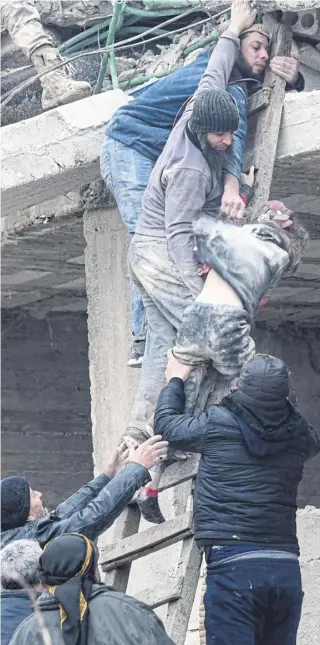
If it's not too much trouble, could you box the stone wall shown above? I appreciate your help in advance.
[1,307,319,644]
[1,309,92,510]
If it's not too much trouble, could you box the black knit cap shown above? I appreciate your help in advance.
[189,90,239,134]
[1,476,31,531]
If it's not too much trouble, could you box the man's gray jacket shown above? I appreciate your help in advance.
[9,585,174,645]
[0,463,150,548]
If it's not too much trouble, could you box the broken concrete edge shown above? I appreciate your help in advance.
[2,89,320,218]
[1,90,129,218]
[1,191,83,242]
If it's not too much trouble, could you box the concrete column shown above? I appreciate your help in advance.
[297,507,320,644]
[83,207,139,472]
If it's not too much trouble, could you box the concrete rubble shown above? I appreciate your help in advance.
[2,1,320,126]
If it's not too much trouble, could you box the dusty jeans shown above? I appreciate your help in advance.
[1,0,53,59]
[127,235,208,442]
[174,302,255,376]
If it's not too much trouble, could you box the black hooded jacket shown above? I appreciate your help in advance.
[154,356,320,554]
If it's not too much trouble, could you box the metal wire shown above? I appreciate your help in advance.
[1,4,231,107]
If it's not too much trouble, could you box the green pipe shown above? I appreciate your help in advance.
[117,26,170,37]
[183,31,218,56]
[123,5,183,18]
[94,1,124,94]
[103,66,178,91]
[59,17,111,53]
[63,29,110,55]
[63,23,170,56]
[61,13,143,55]
[143,0,201,7]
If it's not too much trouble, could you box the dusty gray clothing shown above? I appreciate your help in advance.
[135,30,240,296]
[194,216,291,320]
[1,0,53,59]
[127,235,209,442]
[9,584,174,645]
[174,303,255,373]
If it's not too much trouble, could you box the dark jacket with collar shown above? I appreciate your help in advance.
[1,590,37,645]
[154,366,319,554]
[0,463,150,549]
[9,585,174,645]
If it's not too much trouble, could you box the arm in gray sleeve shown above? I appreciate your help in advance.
[164,167,208,297]
[195,31,240,95]
[183,31,241,121]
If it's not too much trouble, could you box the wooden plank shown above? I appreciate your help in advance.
[166,479,203,645]
[104,505,140,592]
[135,576,184,609]
[246,23,293,220]
[247,87,271,118]
[160,455,200,491]
[100,512,193,571]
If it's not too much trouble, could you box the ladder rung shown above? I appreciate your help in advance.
[159,455,200,491]
[100,512,193,571]
[135,576,184,609]
[248,87,271,118]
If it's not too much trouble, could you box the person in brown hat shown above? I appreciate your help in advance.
[219,20,301,87]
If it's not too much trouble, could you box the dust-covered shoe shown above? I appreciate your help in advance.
[31,45,90,110]
[137,489,166,524]
[127,339,145,367]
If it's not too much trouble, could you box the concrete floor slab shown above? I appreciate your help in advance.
[2,88,320,217]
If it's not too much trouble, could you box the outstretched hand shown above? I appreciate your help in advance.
[270,54,299,85]
[105,441,129,479]
[165,349,194,383]
[230,0,257,37]
[240,165,255,189]
[128,436,169,470]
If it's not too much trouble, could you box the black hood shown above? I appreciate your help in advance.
[222,355,310,457]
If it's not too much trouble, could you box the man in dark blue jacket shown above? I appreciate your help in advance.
[101,20,303,367]
[154,351,320,645]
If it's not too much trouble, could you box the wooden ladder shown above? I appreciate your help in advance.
[100,456,201,645]
[100,21,293,645]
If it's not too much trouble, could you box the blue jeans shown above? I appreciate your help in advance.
[100,135,154,339]
[204,547,303,645]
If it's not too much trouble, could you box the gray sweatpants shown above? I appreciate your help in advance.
[1,0,53,59]
[127,235,255,444]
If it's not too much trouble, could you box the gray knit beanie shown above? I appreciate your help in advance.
[189,90,239,134]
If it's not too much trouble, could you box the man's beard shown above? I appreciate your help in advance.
[236,50,265,83]
[33,506,50,520]
[198,135,227,172]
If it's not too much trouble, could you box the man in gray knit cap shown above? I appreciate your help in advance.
[125,1,258,523]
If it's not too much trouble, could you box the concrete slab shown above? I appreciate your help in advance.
[2,87,320,217]
[1,90,131,217]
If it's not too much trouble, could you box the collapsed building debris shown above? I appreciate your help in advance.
[2,1,320,126]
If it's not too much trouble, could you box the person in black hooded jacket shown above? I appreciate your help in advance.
[154,352,320,645]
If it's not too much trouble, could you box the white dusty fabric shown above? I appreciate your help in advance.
[1,0,53,59]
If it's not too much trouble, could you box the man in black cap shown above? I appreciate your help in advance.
[0,435,168,548]
[154,352,320,645]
